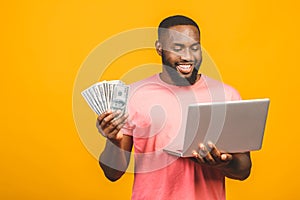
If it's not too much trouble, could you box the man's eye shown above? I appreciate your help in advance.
[191,45,200,51]
[173,46,182,52]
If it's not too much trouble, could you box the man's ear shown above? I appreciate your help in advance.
[155,40,162,56]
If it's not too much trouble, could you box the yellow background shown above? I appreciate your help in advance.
[1,0,299,199]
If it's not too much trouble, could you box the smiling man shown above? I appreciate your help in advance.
[97,15,252,200]
[156,21,202,86]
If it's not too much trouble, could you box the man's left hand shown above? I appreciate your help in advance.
[191,141,232,169]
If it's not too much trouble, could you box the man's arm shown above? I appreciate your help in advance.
[192,142,252,180]
[96,111,133,182]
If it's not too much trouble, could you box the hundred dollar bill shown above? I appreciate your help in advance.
[106,80,124,110]
[110,84,129,115]
[88,87,104,113]
[93,83,107,111]
[81,89,101,115]
[81,80,129,116]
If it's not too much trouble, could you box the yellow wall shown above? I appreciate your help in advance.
[1,0,300,199]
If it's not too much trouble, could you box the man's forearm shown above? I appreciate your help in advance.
[99,139,131,181]
[221,152,252,180]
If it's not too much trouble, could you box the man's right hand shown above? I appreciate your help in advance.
[96,110,128,142]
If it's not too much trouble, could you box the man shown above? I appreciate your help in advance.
[97,15,251,200]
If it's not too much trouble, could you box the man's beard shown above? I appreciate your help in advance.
[162,54,201,86]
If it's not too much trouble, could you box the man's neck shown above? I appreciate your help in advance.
[159,72,201,86]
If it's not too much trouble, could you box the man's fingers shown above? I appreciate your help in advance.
[100,112,118,128]
[97,110,112,123]
[192,151,205,164]
[106,124,125,140]
[199,143,216,165]
[97,111,113,131]
[207,141,221,161]
[192,142,234,168]
[111,112,129,124]
[221,153,233,162]
[106,120,125,133]
[100,112,129,140]
[105,113,128,132]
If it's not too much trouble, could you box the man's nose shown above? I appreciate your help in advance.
[180,48,193,61]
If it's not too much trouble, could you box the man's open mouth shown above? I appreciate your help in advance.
[176,64,193,74]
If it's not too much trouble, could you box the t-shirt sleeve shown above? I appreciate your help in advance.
[224,84,242,101]
[230,86,242,100]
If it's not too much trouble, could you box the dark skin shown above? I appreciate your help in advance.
[98,25,251,181]
[97,110,131,181]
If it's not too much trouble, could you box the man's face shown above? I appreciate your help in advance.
[157,25,202,85]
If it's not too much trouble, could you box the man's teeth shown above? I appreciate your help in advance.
[178,64,191,69]
[177,64,193,74]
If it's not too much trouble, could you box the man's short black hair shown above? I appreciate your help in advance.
[158,15,200,39]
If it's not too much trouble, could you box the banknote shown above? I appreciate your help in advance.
[82,87,101,115]
[110,84,129,115]
[81,80,129,116]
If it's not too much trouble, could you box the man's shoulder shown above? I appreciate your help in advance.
[201,74,237,90]
[128,74,159,89]
[200,74,241,100]
[126,74,161,106]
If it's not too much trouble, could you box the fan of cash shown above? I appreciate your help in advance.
[81,80,129,116]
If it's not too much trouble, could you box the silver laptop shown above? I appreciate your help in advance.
[163,98,270,157]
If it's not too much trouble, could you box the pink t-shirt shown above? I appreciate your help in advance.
[122,74,241,200]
